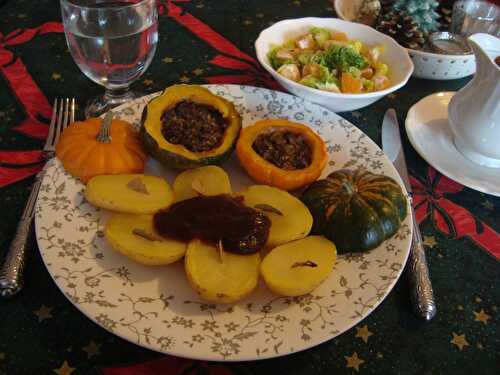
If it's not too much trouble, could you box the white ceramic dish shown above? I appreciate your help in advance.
[36,85,412,361]
[254,17,413,112]
[406,92,500,196]
[334,0,476,80]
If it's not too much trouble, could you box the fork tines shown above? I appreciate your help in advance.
[44,98,76,152]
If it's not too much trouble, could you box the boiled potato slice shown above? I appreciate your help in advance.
[260,236,337,296]
[105,214,186,265]
[173,166,232,202]
[185,240,260,303]
[241,185,313,247]
[85,174,173,214]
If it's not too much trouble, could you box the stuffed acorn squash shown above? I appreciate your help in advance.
[141,85,242,169]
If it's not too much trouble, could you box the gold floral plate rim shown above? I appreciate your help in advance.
[35,84,412,361]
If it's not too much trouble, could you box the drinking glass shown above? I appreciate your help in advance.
[450,0,500,37]
[60,0,158,117]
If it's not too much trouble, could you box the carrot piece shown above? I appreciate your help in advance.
[330,31,348,42]
[341,73,363,93]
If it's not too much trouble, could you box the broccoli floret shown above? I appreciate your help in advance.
[317,65,331,82]
[297,51,314,65]
[267,46,294,70]
[317,81,340,93]
[299,75,321,88]
[310,51,326,66]
[310,27,331,47]
[347,66,361,78]
[321,45,366,72]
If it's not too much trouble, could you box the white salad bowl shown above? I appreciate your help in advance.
[334,0,476,80]
[255,17,413,112]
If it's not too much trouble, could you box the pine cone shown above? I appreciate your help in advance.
[437,0,455,30]
[380,0,395,13]
[376,10,426,49]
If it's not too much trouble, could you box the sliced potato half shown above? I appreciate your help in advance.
[260,235,337,296]
[173,166,232,202]
[85,174,173,214]
[185,240,260,303]
[241,185,313,247]
[105,214,186,265]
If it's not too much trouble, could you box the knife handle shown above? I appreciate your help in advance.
[0,176,41,298]
[408,209,437,320]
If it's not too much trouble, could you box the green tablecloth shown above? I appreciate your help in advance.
[0,1,498,374]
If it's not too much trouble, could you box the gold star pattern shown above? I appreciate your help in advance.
[82,340,101,358]
[450,333,469,350]
[473,309,491,324]
[355,325,373,343]
[179,75,190,83]
[51,73,61,81]
[477,342,484,350]
[53,361,75,375]
[243,20,253,25]
[193,68,204,76]
[423,235,437,248]
[162,57,174,64]
[376,352,384,359]
[481,200,494,210]
[345,352,364,372]
[34,305,53,322]
[143,79,154,86]
[475,296,482,303]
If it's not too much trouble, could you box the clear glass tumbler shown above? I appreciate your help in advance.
[60,0,158,117]
[450,0,500,37]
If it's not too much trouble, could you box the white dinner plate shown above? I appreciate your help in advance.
[35,85,412,361]
[406,92,500,197]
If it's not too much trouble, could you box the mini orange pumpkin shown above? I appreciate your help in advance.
[236,119,328,190]
[56,115,146,183]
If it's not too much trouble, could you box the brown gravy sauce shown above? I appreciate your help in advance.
[154,194,270,254]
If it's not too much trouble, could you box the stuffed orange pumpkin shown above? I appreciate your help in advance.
[56,114,146,183]
[236,119,328,190]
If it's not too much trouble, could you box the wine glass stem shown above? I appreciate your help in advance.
[104,86,133,101]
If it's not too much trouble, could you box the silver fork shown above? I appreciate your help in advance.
[0,98,75,298]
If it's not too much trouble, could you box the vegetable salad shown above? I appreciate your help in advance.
[267,27,391,94]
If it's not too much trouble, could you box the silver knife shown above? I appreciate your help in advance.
[382,108,437,321]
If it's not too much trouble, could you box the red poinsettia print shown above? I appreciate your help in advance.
[100,356,234,375]
[0,22,63,187]
[0,22,63,139]
[165,0,281,90]
[411,167,500,260]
